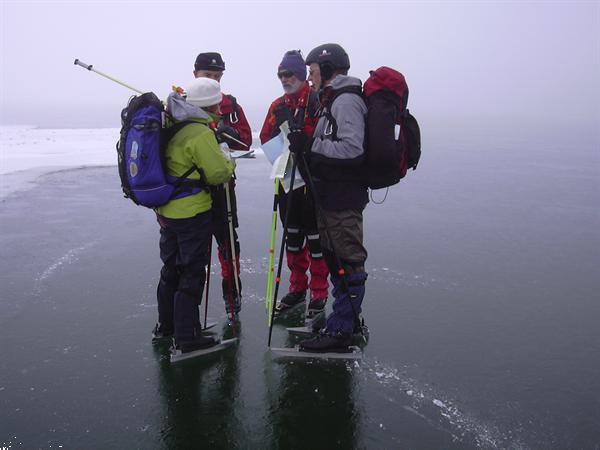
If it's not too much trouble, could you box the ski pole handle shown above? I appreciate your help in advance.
[74,59,93,70]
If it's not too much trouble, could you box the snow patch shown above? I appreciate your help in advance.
[0,126,119,200]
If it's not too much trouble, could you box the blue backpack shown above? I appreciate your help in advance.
[116,92,204,208]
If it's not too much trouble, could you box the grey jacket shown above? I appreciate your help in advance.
[311,75,367,162]
[309,75,369,211]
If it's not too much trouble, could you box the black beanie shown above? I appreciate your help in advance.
[194,52,226,71]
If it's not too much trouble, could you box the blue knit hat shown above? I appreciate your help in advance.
[278,50,306,81]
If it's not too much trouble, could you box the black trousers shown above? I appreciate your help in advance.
[278,184,323,257]
[156,211,212,343]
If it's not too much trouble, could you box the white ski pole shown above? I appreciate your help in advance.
[74,59,144,94]
[74,58,247,148]
[224,181,241,311]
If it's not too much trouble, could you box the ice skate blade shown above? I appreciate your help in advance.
[286,326,370,341]
[232,150,255,159]
[151,334,173,344]
[202,321,218,331]
[153,321,217,343]
[270,345,362,360]
[170,338,237,363]
[305,311,325,321]
[286,326,319,338]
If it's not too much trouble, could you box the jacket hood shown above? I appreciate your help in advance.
[167,92,210,122]
[328,74,362,91]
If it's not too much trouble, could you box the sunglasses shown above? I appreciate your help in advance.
[277,70,295,79]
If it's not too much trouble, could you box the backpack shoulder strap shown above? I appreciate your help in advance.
[161,120,194,147]
[322,85,364,140]
[329,85,363,105]
[161,120,204,183]
[307,90,320,118]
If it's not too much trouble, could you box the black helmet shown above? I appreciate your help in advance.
[305,43,350,83]
[305,43,350,69]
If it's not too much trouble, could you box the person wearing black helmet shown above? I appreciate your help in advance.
[193,52,252,321]
[289,43,369,352]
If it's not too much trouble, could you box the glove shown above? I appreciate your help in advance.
[273,104,292,128]
[215,121,241,145]
[288,129,310,155]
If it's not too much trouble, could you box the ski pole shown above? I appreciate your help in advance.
[74,58,246,148]
[222,238,237,338]
[74,58,144,94]
[224,136,249,149]
[265,179,279,317]
[224,181,241,329]
[204,239,212,329]
[267,153,298,347]
[298,150,366,340]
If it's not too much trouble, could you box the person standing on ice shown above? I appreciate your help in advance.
[153,77,235,353]
[288,43,369,352]
[193,52,252,320]
[260,50,329,319]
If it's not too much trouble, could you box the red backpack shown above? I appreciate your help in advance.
[325,67,421,189]
[363,66,421,189]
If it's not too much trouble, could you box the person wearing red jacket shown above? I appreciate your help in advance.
[193,52,252,320]
[260,50,329,320]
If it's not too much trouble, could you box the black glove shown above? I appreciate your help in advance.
[288,129,310,155]
[273,104,292,128]
[215,121,241,145]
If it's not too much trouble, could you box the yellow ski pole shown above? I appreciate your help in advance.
[265,179,279,323]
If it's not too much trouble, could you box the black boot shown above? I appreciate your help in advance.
[275,290,307,313]
[224,295,242,318]
[306,297,327,318]
[175,335,217,353]
[152,323,173,342]
[222,279,242,317]
[299,332,352,353]
[307,312,326,333]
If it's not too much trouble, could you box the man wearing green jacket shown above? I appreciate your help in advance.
[153,77,235,353]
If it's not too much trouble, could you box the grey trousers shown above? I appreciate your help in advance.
[316,208,367,275]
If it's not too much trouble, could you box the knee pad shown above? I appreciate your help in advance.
[285,227,304,253]
[306,232,323,259]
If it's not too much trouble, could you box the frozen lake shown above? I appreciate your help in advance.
[1,123,599,449]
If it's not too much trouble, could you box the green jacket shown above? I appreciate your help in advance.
[157,117,235,219]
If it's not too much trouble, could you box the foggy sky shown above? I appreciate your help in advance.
[1,1,598,130]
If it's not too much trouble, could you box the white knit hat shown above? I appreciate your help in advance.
[186,78,222,107]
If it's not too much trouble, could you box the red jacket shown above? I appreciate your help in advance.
[220,93,252,150]
[259,82,320,145]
